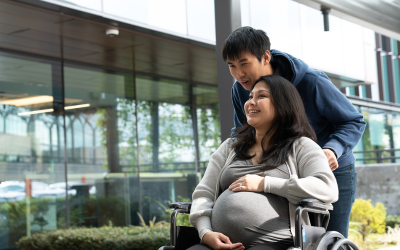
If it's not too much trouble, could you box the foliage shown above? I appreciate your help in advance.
[16,225,170,250]
[0,198,51,246]
[386,215,400,230]
[96,108,109,170]
[376,224,400,246]
[197,104,221,161]
[117,98,139,166]
[158,103,195,163]
[136,212,168,228]
[151,196,193,227]
[350,198,386,241]
[1,194,134,247]
[348,222,375,250]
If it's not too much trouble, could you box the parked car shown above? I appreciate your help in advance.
[0,181,95,201]
[0,181,48,202]
[34,182,78,198]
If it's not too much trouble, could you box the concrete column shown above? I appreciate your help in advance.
[214,0,241,141]
[150,101,159,170]
[106,106,121,173]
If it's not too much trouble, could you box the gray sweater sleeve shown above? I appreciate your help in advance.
[189,138,232,240]
[263,137,339,204]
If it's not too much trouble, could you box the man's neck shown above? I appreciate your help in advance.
[263,63,274,76]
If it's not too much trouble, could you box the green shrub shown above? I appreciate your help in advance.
[152,196,193,227]
[0,198,52,246]
[385,215,400,230]
[350,199,386,241]
[17,225,170,250]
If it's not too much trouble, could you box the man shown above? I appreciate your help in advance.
[222,26,366,238]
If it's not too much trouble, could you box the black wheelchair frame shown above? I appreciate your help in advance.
[159,199,359,250]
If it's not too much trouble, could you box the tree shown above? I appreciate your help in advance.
[350,198,386,241]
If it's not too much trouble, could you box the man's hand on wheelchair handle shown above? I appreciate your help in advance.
[229,174,264,192]
[202,232,244,250]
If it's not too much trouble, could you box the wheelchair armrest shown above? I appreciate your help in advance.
[166,202,193,249]
[298,198,333,211]
[169,202,192,213]
[294,199,332,248]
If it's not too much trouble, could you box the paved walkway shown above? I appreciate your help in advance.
[377,246,400,250]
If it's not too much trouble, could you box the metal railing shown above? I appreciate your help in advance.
[353,148,400,164]
[2,148,400,170]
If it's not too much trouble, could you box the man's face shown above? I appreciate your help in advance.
[227,51,273,91]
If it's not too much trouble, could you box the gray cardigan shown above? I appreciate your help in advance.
[189,137,339,242]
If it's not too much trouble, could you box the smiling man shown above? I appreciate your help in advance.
[222,26,366,238]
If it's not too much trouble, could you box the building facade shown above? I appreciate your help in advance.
[0,0,399,248]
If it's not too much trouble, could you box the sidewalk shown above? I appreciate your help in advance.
[377,246,400,250]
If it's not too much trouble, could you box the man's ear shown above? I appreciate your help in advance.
[264,50,271,64]
[263,50,271,65]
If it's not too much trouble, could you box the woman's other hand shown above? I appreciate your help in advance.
[229,174,265,192]
[202,232,244,250]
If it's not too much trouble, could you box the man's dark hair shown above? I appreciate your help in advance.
[222,26,270,62]
[232,75,316,170]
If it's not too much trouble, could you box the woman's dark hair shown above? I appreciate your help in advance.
[222,26,270,62]
[232,75,317,170]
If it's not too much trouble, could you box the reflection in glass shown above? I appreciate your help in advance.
[0,52,66,248]
[186,0,216,41]
[354,106,400,164]
[0,50,222,246]
[64,64,136,227]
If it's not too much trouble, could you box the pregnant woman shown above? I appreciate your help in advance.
[189,75,338,250]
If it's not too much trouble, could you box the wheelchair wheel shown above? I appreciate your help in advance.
[312,231,358,250]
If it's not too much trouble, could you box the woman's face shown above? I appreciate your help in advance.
[244,80,276,130]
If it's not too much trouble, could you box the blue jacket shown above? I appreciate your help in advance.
[231,49,366,168]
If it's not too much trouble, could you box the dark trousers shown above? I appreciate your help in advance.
[327,163,357,238]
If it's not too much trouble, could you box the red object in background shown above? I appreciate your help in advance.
[81,176,86,184]
[25,179,32,198]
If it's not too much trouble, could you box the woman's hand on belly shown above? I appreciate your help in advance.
[203,232,244,250]
[229,174,264,192]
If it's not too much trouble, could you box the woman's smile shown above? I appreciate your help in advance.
[248,109,260,116]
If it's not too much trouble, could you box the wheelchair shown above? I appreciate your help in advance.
[159,199,359,250]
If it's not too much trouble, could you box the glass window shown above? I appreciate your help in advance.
[393,38,399,55]
[382,55,391,102]
[300,5,344,75]
[147,0,187,35]
[186,0,216,42]
[348,87,356,96]
[242,0,376,85]
[103,0,148,24]
[135,74,198,223]
[393,113,400,163]
[0,52,65,248]
[354,106,400,164]
[243,0,302,59]
[342,20,365,81]
[57,0,102,11]
[64,63,137,227]
[393,56,400,104]
[363,28,378,86]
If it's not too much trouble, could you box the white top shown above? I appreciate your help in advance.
[189,137,339,242]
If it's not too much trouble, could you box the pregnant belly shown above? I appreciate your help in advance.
[211,189,290,247]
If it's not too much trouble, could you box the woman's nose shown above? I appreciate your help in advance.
[248,98,256,106]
